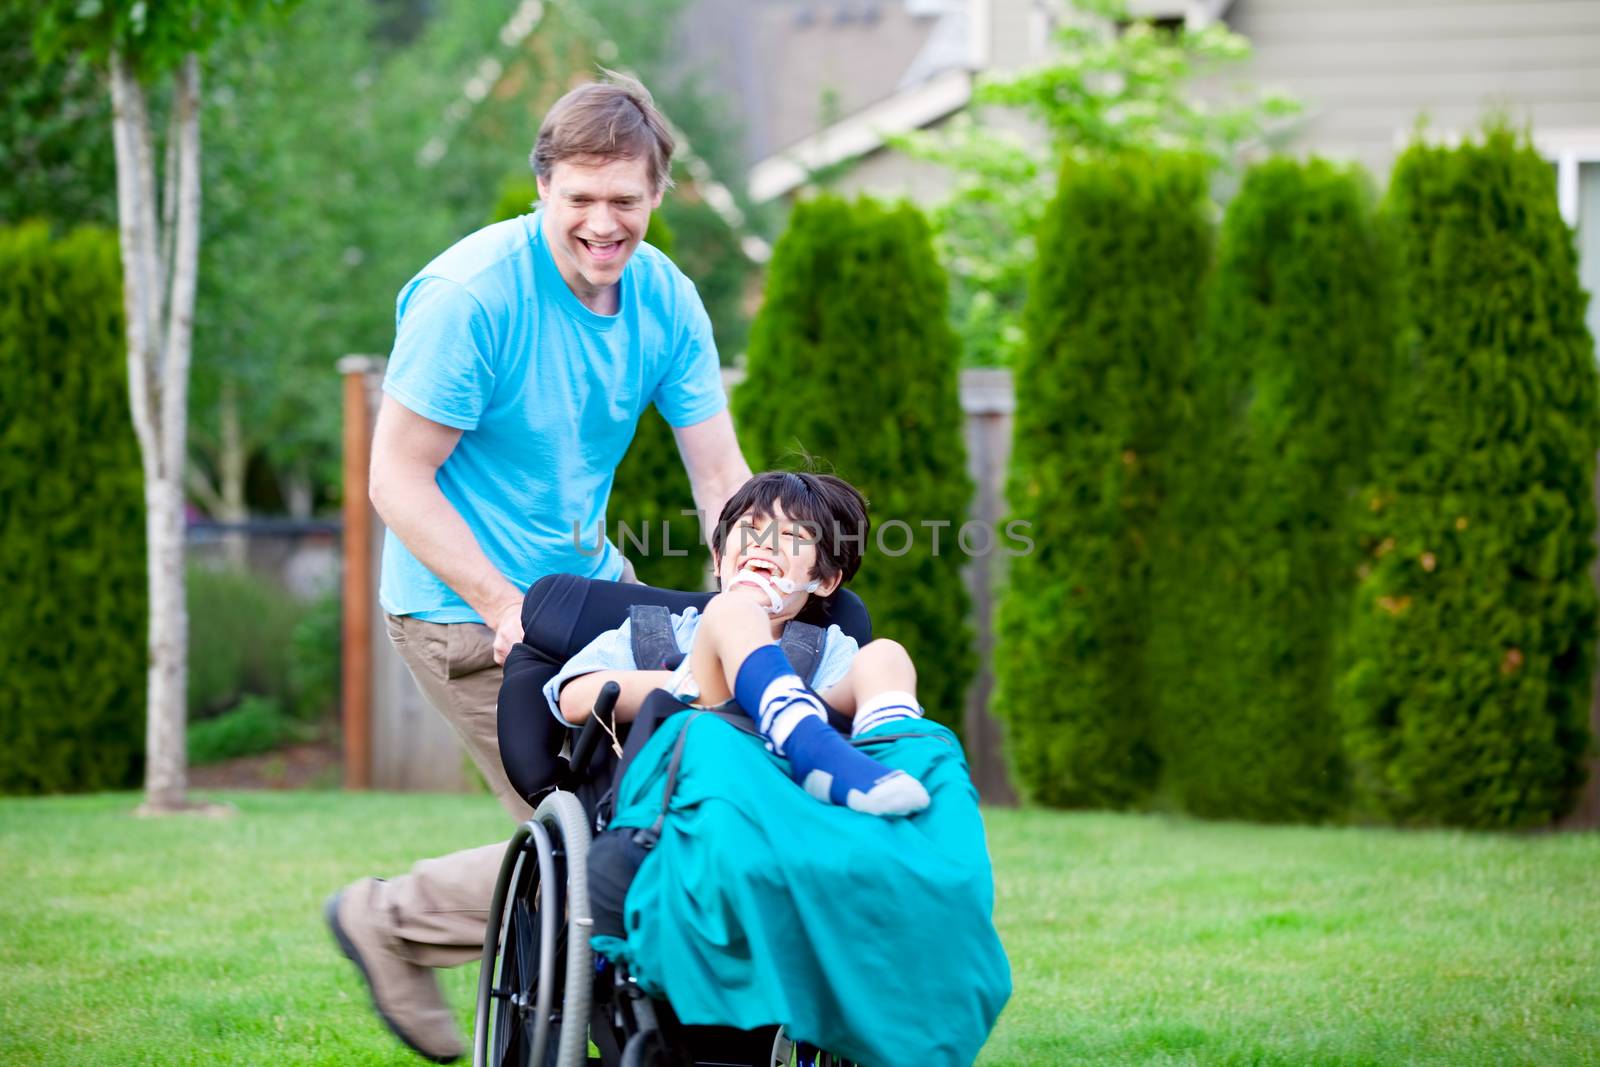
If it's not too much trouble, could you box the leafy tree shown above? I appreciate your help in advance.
[27,0,293,812]
[0,223,145,793]
[183,0,758,525]
[190,0,514,526]
[898,0,1295,366]
[1337,127,1600,828]
[1153,158,1395,822]
[737,196,974,730]
[0,3,115,227]
[995,152,1212,807]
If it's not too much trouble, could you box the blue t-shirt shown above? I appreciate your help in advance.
[380,211,725,622]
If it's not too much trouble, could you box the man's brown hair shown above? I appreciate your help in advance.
[531,70,675,193]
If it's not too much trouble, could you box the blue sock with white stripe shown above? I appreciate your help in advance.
[733,645,929,817]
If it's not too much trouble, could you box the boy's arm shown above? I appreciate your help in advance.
[559,670,677,724]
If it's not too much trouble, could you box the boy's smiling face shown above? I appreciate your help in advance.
[714,501,842,621]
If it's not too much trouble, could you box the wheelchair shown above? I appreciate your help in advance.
[472,573,873,1067]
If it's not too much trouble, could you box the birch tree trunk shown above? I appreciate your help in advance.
[111,51,203,814]
[218,380,249,567]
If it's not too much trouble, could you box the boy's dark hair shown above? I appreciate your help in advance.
[712,472,870,586]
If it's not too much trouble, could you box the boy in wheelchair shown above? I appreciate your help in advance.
[485,471,1010,1067]
[547,470,930,817]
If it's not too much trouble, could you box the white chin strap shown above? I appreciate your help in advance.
[733,569,819,615]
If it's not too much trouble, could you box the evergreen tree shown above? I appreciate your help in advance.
[1338,127,1600,828]
[0,223,146,793]
[1155,158,1395,821]
[995,153,1212,807]
[736,196,974,730]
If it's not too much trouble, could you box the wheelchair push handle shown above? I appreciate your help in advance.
[568,680,620,776]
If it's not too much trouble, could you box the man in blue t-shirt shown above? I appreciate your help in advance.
[325,74,751,1063]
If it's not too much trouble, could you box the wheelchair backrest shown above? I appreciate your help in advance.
[520,573,872,665]
[499,573,872,803]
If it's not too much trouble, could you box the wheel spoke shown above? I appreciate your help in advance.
[494,870,543,1067]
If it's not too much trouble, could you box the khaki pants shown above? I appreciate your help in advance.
[369,560,637,968]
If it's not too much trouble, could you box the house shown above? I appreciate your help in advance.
[675,0,1600,343]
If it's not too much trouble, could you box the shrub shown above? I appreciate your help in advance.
[995,154,1213,807]
[288,587,340,722]
[188,695,291,765]
[1338,127,1600,828]
[187,565,303,721]
[1154,158,1396,822]
[0,223,145,794]
[736,196,975,731]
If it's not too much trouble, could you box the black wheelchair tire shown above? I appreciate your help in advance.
[473,791,594,1067]
[619,1029,675,1067]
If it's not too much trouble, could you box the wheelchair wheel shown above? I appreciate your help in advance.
[473,791,594,1067]
[619,1029,670,1067]
[768,1028,793,1066]
[771,1033,855,1067]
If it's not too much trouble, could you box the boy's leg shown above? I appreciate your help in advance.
[692,593,929,816]
[821,638,926,737]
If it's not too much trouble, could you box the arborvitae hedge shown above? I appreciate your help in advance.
[491,178,705,589]
[0,223,146,793]
[995,154,1212,807]
[736,196,975,731]
[1338,128,1600,828]
[1155,158,1395,822]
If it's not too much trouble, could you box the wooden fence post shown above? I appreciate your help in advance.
[960,368,1019,806]
[337,355,383,789]
[339,356,471,793]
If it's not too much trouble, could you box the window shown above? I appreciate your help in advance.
[1576,162,1600,357]
[1549,146,1600,358]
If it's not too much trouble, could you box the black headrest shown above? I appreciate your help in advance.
[519,573,872,663]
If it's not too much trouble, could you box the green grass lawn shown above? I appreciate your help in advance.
[0,792,1595,1066]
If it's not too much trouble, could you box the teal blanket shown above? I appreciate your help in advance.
[594,712,1011,1067]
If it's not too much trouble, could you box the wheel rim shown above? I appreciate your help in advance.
[487,823,558,1067]
[475,794,593,1067]
[770,1026,794,1066]
[529,823,561,1066]
[494,893,538,1065]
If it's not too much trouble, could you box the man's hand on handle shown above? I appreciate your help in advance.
[489,596,526,666]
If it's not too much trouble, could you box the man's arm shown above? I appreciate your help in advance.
[369,395,526,664]
[672,408,752,544]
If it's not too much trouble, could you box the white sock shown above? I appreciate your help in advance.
[852,690,923,738]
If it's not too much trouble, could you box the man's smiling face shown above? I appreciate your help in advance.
[537,154,661,311]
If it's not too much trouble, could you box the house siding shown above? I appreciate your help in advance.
[1226,0,1600,174]
[675,0,941,167]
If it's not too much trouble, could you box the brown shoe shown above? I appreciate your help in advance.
[324,880,466,1064]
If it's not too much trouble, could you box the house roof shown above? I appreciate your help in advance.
[673,0,980,199]
[672,0,1239,202]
